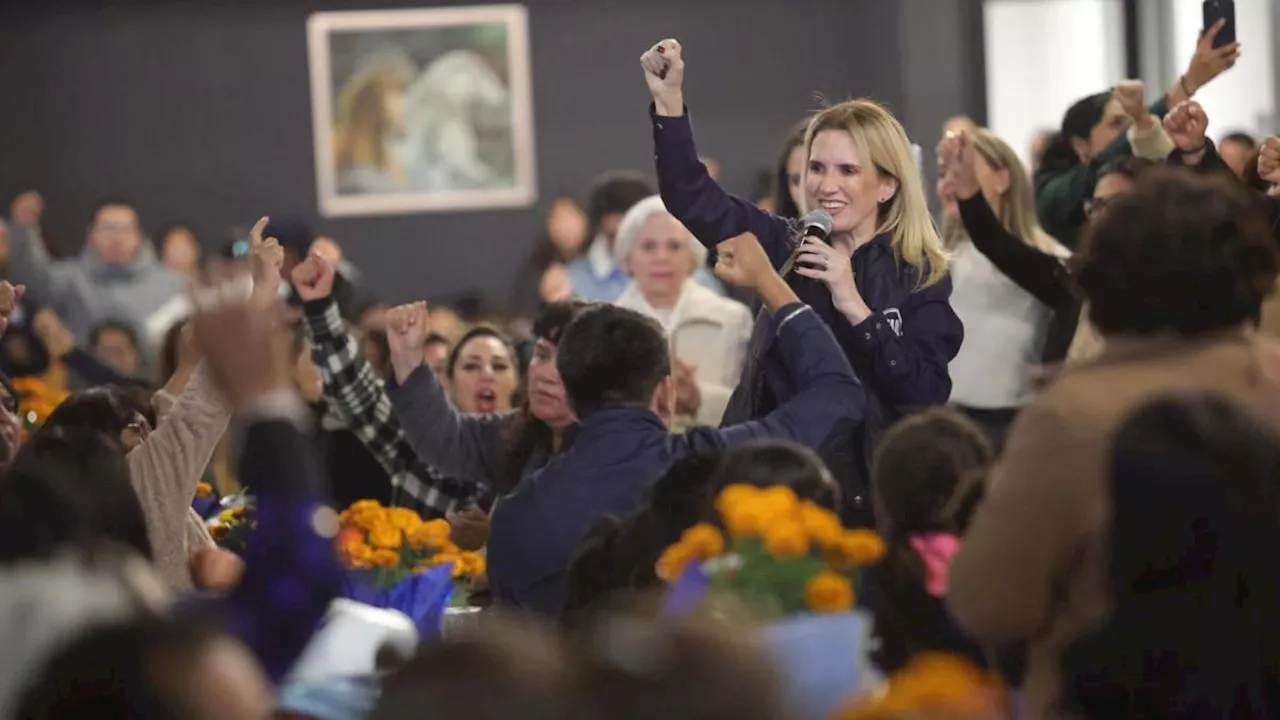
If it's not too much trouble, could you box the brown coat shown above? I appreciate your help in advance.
[948,329,1280,720]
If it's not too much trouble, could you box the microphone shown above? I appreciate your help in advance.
[779,210,834,276]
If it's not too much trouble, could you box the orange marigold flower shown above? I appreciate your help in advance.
[680,523,725,559]
[722,500,768,538]
[459,551,486,576]
[195,482,214,498]
[797,501,844,548]
[368,522,403,550]
[715,483,762,516]
[344,543,374,569]
[805,570,854,613]
[370,549,401,568]
[655,542,696,582]
[762,519,810,559]
[826,529,888,568]
[408,519,452,550]
[387,507,422,532]
[758,485,799,520]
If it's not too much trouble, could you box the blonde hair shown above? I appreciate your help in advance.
[969,129,1067,257]
[805,100,949,288]
[334,70,404,173]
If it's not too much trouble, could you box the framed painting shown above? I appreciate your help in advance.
[307,5,536,216]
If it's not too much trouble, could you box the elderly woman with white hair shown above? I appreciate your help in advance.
[611,195,753,427]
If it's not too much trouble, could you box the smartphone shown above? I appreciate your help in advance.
[1203,0,1236,48]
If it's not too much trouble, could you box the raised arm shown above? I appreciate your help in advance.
[688,233,863,450]
[294,252,482,514]
[641,38,794,266]
[384,301,510,485]
[6,192,73,313]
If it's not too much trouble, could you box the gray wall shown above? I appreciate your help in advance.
[0,0,982,308]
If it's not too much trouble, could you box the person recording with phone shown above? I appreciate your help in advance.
[641,38,961,525]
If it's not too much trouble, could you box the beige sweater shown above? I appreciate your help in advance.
[126,365,232,590]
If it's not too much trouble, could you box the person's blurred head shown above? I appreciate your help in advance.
[1029,127,1055,176]
[359,301,391,333]
[0,427,150,565]
[16,616,273,720]
[968,129,1063,254]
[158,224,200,279]
[428,304,463,345]
[89,321,142,377]
[525,300,589,429]
[575,614,786,720]
[805,100,949,286]
[372,615,576,720]
[1061,394,1280,718]
[1218,131,1257,179]
[546,195,589,259]
[88,199,143,265]
[711,439,840,510]
[423,332,450,378]
[1076,168,1277,338]
[585,172,655,249]
[1038,93,1129,178]
[1085,156,1158,222]
[773,119,810,219]
[557,305,670,421]
[613,196,707,308]
[42,386,152,453]
[446,326,518,415]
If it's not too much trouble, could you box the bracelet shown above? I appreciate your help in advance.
[1180,75,1195,97]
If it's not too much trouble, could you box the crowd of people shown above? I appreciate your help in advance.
[1,19,1280,720]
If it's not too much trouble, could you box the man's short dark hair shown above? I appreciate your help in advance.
[90,197,138,223]
[555,305,670,419]
[585,171,654,239]
[1075,167,1278,337]
[1096,156,1158,185]
[89,320,140,354]
[1221,131,1258,148]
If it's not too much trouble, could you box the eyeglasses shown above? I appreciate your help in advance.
[125,415,152,440]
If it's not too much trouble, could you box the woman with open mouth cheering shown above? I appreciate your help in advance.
[640,38,962,526]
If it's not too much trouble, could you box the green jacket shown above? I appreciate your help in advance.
[1034,98,1169,249]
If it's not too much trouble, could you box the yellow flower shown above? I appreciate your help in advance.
[758,485,799,522]
[655,541,696,582]
[195,482,214,498]
[368,522,403,550]
[805,570,854,613]
[344,542,374,569]
[370,549,401,568]
[387,507,422,532]
[722,499,769,538]
[680,523,725,559]
[407,518,452,550]
[797,501,844,548]
[762,519,810,559]
[715,483,762,516]
[844,530,887,565]
[458,551,486,576]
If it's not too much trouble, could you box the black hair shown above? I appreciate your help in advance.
[1096,156,1158,186]
[156,222,195,244]
[710,438,840,510]
[42,386,146,451]
[0,427,151,564]
[1061,394,1280,719]
[424,332,450,349]
[495,300,591,495]
[445,326,517,380]
[1037,92,1111,178]
[555,305,670,419]
[90,197,138,224]
[1221,131,1258,148]
[15,615,229,720]
[864,407,994,675]
[585,172,654,241]
[771,119,810,219]
[1075,167,1278,336]
[89,319,141,355]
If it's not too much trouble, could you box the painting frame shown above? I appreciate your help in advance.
[307,4,537,217]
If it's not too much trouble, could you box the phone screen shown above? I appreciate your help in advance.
[1203,0,1237,48]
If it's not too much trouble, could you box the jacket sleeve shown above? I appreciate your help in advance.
[957,193,1073,311]
[835,278,962,411]
[652,105,796,268]
[387,364,509,486]
[224,413,341,684]
[62,348,153,389]
[7,223,74,314]
[948,398,1094,644]
[702,304,863,449]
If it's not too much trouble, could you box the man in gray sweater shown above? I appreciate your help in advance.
[7,191,187,362]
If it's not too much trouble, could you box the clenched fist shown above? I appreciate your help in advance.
[10,192,43,228]
[386,301,430,384]
[641,38,685,117]
[1163,100,1209,153]
[1112,80,1147,122]
[291,250,337,303]
[1258,136,1280,185]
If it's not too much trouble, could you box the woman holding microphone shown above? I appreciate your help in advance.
[641,39,961,524]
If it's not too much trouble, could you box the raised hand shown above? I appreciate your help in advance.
[191,262,291,410]
[10,191,43,227]
[31,308,75,358]
[1163,100,1209,153]
[248,216,285,309]
[538,262,573,304]
[640,38,685,117]
[713,232,774,291]
[291,250,337,302]
[1112,80,1147,122]
[672,358,701,415]
[939,130,981,200]
[386,301,430,383]
[445,507,490,552]
[1259,136,1280,185]
[1185,19,1241,93]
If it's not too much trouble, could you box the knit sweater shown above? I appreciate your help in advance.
[126,365,232,590]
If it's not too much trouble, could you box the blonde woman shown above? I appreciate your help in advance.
[334,69,408,194]
[641,38,961,524]
[611,195,753,428]
[936,129,1069,446]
